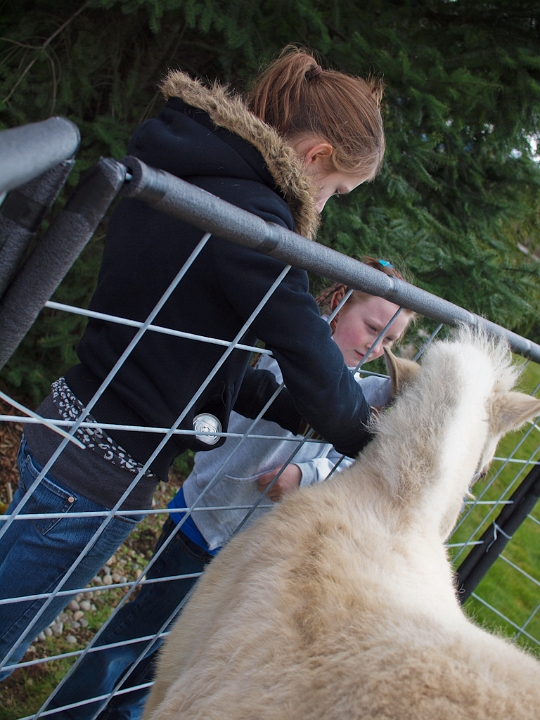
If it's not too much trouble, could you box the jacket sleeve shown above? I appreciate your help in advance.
[212,194,373,459]
[232,365,302,434]
[297,451,355,487]
[292,373,389,485]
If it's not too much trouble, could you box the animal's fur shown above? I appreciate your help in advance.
[144,327,540,720]
[160,70,319,240]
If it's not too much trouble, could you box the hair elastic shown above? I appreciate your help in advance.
[305,65,322,80]
[378,259,394,268]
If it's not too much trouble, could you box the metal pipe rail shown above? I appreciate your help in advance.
[0,117,80,195]
[122,156,540,363]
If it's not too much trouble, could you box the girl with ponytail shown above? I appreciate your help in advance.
[249,45,385,190]
[2,47,393,711]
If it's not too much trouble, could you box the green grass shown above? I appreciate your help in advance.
[0,601,122,720]
[449,358,540,656]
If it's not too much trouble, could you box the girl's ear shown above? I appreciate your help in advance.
[330,288,346,312]
[303,140,333,166]
[329,287,346,334]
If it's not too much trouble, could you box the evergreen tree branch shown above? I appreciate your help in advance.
[2,0,92,104]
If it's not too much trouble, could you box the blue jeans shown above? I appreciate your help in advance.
[46,516,213,720]
[0,440,142,681]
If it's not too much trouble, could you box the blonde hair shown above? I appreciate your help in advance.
[248,46,385,179]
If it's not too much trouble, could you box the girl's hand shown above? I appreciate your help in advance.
[258,464,302,502]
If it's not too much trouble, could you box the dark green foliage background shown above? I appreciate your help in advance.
[1,0,540,400]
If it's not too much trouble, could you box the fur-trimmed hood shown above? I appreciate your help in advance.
[160,70,319,240]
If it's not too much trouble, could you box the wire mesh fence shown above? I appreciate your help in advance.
[1,122,540,719]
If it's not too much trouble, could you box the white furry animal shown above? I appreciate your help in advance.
[144,328,540,720]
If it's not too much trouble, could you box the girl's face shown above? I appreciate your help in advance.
[332,294,410,368]
[289,136,372,212]
[311,165,370,213]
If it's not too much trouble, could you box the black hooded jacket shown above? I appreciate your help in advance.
[61,73,372,480]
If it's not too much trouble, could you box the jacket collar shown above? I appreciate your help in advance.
[160,70,319,240]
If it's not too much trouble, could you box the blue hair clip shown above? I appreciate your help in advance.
[378,259,394,268]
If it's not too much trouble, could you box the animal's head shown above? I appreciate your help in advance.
[378,329,540,540]
[384,334,540,485]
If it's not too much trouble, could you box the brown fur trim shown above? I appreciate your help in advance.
[160,70,320,240]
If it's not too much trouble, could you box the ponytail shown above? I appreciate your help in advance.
[248,46,385,178]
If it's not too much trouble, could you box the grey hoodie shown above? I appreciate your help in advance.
[183,353,391,551]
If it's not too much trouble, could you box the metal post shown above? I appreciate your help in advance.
[0,158,126,369]
[456,459,540,603]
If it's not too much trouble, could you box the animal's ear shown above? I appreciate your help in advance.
[384,348,420,395]
[491,392,540,435]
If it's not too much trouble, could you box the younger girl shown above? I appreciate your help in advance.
[49,259,414,720]
[1,48,386,680]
